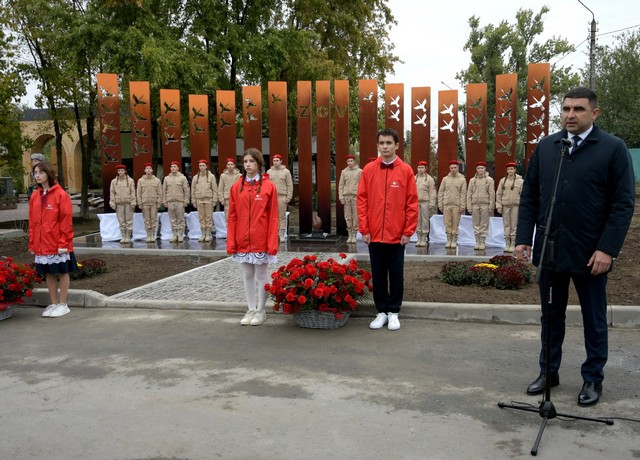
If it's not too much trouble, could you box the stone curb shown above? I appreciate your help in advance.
[28,288,640,328]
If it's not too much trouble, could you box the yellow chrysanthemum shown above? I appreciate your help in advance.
[474,263,498,270]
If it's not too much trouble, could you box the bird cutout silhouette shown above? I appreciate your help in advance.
[164,132,179,145]
[193,122,205,133]
[220,117,232,128]
[244,98,256,109]
[219,102,231,114]
[271,93,283,103]
[496,125,511,137]
[440,119,454,132]
[389,109,400,122]
[390,95,401,107]
[132,111,148,123]
[528,132,545,144]
[132,94,146,107]
[497,140,513,156]
[192,107,205,119]
[99,86,115,99]
[414,99,428,112]
[134,126,149,139]
[246,113,258,123]
[469,96,483,110]
[498,87,513,101]
[529,94,546,109]
[529,112,546,128]
[468,113,483,126]
[100,103,116,115]
[133,140,149,156]
[102,134,118,147]
[101,122,118,133]
[413,114,427,126]
[362,91,374,103]
[440,103,454,117]
[163,101,177,114]
[530,76,546,92]
[498,106,513,119]
[102,150,118,165]
[163,117,177,128]
[467,130,482,143]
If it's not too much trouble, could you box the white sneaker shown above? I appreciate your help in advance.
[250,310,267,326]
[49,303,70,318]
[240,310,255,326]
[387,312,400,331]
[42,304,58,318]
[369,312,388,329]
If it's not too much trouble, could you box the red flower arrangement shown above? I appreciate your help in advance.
[265,253,372,320]
[0,257,42,311]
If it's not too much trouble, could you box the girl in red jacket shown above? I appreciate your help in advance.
[28,162,78,318]
[227,148,279,326]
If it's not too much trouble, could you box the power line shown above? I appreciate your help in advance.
[597,23,640,37]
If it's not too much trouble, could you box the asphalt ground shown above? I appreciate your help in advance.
[1,307,639,460]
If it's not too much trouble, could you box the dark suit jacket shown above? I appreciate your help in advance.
[516,125,635,274]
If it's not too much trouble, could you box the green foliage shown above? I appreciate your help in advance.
[469,265,495,287]
[489,255,533,283]
[70,258,108,280]
[440,261,473,286]
[442,258,532,290]
[494,265,526,290]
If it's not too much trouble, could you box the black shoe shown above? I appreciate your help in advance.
[526,372,559,395]
[578,382,603,407]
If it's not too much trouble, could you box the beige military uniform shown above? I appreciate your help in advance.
[266,165,293,239]
[218,168,241,220]
[467,174,495,249]
[109,175,136,243]
[496,173,523,252]
[438,172,467,248]
[162,171,190,241]
[136,173,162,242]
[338,165,362,243]
[191,171,218,242]
[415,173,437,246]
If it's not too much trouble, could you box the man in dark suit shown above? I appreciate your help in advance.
[515,87,635,407]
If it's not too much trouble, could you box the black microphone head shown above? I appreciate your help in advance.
[561,138,573,147]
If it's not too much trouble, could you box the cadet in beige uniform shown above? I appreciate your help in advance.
[338,154,362,244]
[266,154,293,242]
[467,161,495,250]
[136,162,162,242]
[191,159,218,242]
[109,165,136,244]
[496,161,523,252]
[438,160,467,249]
[218,157,241,222]
[162,161,190,242]
[415,160,437,247]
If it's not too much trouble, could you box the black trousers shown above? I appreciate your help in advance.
[537,269,608,383]
[368,242,405,314]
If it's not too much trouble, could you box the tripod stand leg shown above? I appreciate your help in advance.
[531,416,549,456]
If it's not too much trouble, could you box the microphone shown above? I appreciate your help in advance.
[561,138,573,147]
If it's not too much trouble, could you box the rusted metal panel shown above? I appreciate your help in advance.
[315,80,331,232]
[494,74,518,185]
[410,86,431,169]
[97,73,121,211]
[358,79,378,164]
[465,83,487,181]
[188,94,210,178]
[216,90,236,174]
[297,81,313,234]
[526,63,550,171]
[160,89,182,174]
[437,90,459,183]
[385,83,404,158]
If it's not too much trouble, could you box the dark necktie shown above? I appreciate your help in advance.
[573,136,581,148]
[380,162,394,170]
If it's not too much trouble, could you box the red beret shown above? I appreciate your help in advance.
[225,158,236,164]
[198,159,208,165]
[143,162,153,168]
[116,164,126,170]
[170,161,180,167]
[346,154,355,160]
[505,162,516,167]
[448,160,459,166]
[417,161,427,166]
[476,161,486,167]
[272,154,282,160]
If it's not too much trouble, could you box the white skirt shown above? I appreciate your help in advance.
[232,252,277,265]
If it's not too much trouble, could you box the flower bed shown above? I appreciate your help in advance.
[70,258,108,280]
[440,256,534,290]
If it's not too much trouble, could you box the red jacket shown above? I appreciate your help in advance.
[28,184,74,255]
[357,157,418,243]
[226,176,279,255]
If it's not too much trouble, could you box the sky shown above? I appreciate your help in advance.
[385,0,640,125]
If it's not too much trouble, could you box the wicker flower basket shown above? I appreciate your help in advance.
[0,306,15,321]
[293,310,351,329]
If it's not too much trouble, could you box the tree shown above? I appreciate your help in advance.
[456,7,580,161]
[591,30,640,148]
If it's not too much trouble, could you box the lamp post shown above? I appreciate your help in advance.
[578,0,597,90]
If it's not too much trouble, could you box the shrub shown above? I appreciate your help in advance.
[494,265,526,290]
[490,255,533,283]
[71,258,108,280]
[440,262,473,286]
[470,265,496,287]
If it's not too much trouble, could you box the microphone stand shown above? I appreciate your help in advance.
[498,139,613,456]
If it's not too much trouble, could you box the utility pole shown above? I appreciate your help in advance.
[578,0,597,90]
